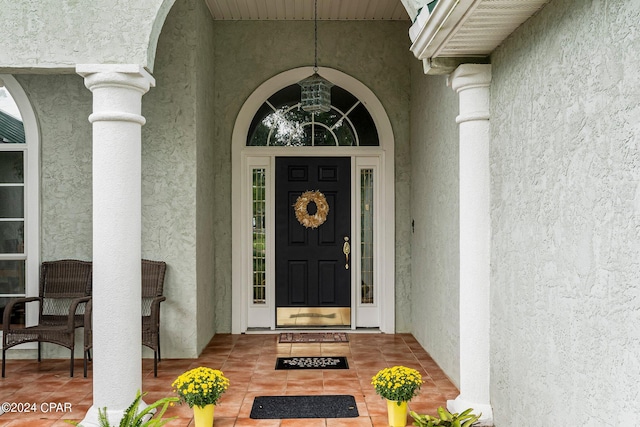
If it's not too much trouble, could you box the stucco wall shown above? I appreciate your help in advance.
[211,20,413,332]
[0,0,174,72]
[142,0,212,358]
[194,0,217,354]
[409,62,461,385]
[16,75,93,263]
[490,0,640,424]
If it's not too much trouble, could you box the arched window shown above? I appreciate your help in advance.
[247,84,379,147]
[0,77,39,330]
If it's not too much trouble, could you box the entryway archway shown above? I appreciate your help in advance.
[231,67,395,334]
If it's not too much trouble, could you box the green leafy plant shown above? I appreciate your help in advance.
[172,366,230,408]
[410,406,480,427]
[66,390,178,427]
[371,365,423,402]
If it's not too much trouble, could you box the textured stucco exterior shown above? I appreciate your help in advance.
[16,75,93,263]
[141,0,215,357]
[211,20,413,332]
[0,0,174,73]
[409,62,461,386]
[490,0,640,424]
[193,0,217,353]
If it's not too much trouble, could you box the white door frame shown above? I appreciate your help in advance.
[231,67,395,333]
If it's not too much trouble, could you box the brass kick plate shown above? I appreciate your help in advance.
[277,307,351,327]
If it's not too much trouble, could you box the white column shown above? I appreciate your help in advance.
[76,64,155,427]
[447,63,494,425]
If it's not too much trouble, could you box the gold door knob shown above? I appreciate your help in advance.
[343,236,350,270]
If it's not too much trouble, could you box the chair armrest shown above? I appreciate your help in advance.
[2,297,39,333]
[67,296,91,330]
[83,299,93,350]
[84,298,92,328]
[148,296,167,327]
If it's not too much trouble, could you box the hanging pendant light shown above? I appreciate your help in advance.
[299,0,333,114]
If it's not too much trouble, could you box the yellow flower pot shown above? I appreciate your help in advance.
[193,403,215,427]
[386,399,408,427]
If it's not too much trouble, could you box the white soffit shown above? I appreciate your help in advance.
[411,0,551,59]
[206,0,410,20]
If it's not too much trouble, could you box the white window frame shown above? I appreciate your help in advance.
[0,75,40,335]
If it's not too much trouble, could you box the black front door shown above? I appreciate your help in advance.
[275,157,351,326]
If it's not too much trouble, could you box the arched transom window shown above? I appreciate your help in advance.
[247,84,379,147]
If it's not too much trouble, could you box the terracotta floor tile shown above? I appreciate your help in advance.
[326,416,374,426]
[290,344,323,355]
[322,379,361,394]
[159,418,192,427]
[281,418,327,426]
[0,332,457,425]
[286,377,324,392]
[234,417,282,426]
[371,414,392,426]
[323,369,358,379]
[354,397,370,417]
[285,369,322,380]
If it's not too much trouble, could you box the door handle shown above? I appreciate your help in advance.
[343,236,350,270]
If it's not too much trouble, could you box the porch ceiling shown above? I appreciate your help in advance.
[205,0,552,73]
[205,0,411,20]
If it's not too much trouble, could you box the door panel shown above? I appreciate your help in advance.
[288,261,308,304]
[275,157,351,322]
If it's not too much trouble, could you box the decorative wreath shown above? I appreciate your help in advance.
[293,190,329,229]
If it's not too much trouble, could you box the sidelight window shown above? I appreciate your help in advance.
[252,168,267,304]
[360,169,374,304]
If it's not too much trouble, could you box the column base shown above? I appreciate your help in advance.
[80,406,121,427]
[447,395,493,426]
[80,401,152,427]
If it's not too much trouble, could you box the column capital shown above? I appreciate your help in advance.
[449,64,492,93]
[76,64,155,94]
[450,64,492,124]
[76,64,155,125]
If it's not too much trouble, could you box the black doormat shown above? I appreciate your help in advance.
[275,356,349,370]
[279,332,349,343]
[250,395,359,419]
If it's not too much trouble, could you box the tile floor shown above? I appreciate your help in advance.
[0,333,459,426]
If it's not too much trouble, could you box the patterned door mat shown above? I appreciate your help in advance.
[278,332,349,343]
[275,356,349,370]
[250,395,359,419]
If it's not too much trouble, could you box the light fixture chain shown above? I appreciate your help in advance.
[299,0,332,114]
[314,0,318,72]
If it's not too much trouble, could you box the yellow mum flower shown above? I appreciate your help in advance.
[173,366,231,408]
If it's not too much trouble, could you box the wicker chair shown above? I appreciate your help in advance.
[83,259,166,377]
[2,259,92,377]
